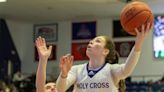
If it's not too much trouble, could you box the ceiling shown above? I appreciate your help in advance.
[0,0,164,23]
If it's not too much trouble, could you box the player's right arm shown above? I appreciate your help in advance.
[56,54,76,92]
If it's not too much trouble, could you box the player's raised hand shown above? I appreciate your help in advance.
[134,23,152,51]
[59,54,74,78]
[35,36,52,60]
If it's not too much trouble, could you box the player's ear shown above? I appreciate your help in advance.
[103,48,109,56]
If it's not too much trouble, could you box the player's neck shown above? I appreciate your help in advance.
[89,57,105,69]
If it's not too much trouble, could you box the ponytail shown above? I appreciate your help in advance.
[105,50,119,64]
[106,51,126,92]
[118,80,126,92]
[102,36,126,92]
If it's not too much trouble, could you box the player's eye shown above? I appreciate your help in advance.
[95,39,101,43]
[46,86,51,89]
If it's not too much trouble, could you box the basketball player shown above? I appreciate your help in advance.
[57,23,152,92]
[35,37,57,92]
[35,23,152,92]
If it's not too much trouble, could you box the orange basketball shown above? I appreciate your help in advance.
[120,1,154,35]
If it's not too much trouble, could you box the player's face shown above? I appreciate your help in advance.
[45,83,57,92]
[86,36,107,57]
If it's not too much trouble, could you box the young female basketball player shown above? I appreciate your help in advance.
[35,37,57,92]
[56,23,152,92]
[35,23,152,92]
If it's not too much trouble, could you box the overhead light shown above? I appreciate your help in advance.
[0,0,7,2]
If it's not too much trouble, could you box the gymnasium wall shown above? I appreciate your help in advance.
[6,18,164,81]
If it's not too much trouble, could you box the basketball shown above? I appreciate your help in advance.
[120,1,154,35]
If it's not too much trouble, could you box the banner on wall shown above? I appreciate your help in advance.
[72,21,96,40]
[113,20,133,38]
[34,23,58,44]
[72,42,89,61]
[114,41,135,57]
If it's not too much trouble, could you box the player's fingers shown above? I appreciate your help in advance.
[42,37,46,46]
[135,28,140,36]
[141,24,145,35]
[67,55,73,64]
[62,55,68,61]
[63,56,67,63]
[35,39,39,47]
[146,23,150,31]
[36,37,40,46]
[67,54,72,61]
[48,46,52,52]
[70,56,74,65]
[37,36,42,46]
[145,23,151,36]
[60,56,65,64]
[65,54,71,63]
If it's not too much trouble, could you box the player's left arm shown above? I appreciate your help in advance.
[35,37,52,92]
[111,23,152,83]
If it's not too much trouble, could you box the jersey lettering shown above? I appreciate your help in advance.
[76,82,109,89]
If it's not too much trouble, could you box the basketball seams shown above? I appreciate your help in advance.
[128,14,150,34]
[128,12,153,34]
[124,11,152,35]
[124,10,151,25]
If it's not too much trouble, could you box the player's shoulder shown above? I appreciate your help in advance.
[104,63,120,70]
[109,63,122,70]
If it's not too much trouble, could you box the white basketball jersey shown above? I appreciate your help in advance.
[72,63,118,92]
